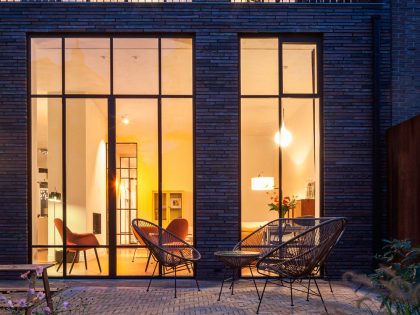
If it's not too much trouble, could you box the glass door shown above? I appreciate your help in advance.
[115,98,159,276]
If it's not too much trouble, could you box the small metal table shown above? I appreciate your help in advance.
[214,250,260,301]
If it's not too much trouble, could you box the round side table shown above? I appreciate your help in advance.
[214,250,260,301]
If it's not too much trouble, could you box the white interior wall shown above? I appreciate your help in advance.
[85,100,108,244]
[66,101,87,234]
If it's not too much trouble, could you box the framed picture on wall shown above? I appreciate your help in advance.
[169,194,182,209]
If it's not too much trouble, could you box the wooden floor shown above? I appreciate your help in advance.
[33,248,193,277]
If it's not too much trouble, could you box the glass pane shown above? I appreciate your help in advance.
[283,43,317,94]
[116,99,158,276]
[32,248,63,277]
[161,38,193,95]
[162,98,194,244]
[31,38,62,95]
[31,98,63,246]
[113,38,159,95]
[117,248,156,276]
[66,99,108,253]
[65,249,108,276]
[162,98,193,276]
[281,98,320,217]
[65,38,110,94]
[241,38,279,96]
[241,98,279,238]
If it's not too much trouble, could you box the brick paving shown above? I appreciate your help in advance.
[25,280,378,314]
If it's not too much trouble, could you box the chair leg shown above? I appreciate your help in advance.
[327,278,333,294]
[307,277,311,301]
[290,280,294,306]
[313,278,328,314]
[324,268,333,293]
[217,269,227,301]
[131,248,137,263]
[256,277,268,314]
[145,250,152,272]
[94,248,102,273]
[69,250,78,274]
[195,277,201,292]
[83,251,88,270]
[174,267,177,299]
[249,265,260,300]
[147,262,158,292]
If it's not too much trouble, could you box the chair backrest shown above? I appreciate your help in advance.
[54,218,76,245]
[166,218,188,241]
[132,218,201,267]
[257,217,347,278]
[234,217,328,257]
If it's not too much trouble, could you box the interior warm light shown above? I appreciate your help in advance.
[275,109,293,148]
[251,176,274,191]
[121,115,130,125]
[274,124,293,148]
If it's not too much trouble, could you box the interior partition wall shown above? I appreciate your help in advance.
[29,35,194,278]
[240,35,322,269]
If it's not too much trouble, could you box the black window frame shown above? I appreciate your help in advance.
[27,33,196,279]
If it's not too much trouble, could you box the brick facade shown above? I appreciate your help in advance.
[391,0,420,125]
[0,1,403,279]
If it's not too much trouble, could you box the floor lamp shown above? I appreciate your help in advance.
[48,191,61,261]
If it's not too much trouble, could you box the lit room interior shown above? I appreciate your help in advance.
[240,38,320,239]
[30,36,319,278]
[31,37,193,276]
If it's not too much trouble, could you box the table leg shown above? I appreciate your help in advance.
[42,269,53,311]
[231,269,235,295]
[217,269,227,301]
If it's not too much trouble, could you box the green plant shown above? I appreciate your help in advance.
[344,239,420,315]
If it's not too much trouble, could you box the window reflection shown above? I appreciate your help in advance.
[113,39,159,95]
[240,39,320,261]
[31,38,62,95]
[241,38,278,96]
[65,38,110,94]
[283,43,317,94]
[161,38,193,95]
[30,36,193,277]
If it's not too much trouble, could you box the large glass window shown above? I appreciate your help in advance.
[240,38,320,256]
[30,36,194,278]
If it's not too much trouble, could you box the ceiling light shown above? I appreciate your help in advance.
[121,116,130,125]
[274,109,293,148]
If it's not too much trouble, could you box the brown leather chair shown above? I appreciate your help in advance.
[166,218,189,241]
[54,218,102,274]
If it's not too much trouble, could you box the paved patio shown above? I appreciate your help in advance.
[2,279,379,314]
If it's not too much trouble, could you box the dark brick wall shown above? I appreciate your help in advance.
[0,2,392,279]
[391,0,420,125]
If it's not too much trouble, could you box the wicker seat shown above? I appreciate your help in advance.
[131,219,201,298]
[255,217,347,314]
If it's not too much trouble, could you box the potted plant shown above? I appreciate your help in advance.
[266,188,297,218]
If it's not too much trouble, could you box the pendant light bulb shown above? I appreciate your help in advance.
[274,109,293,148]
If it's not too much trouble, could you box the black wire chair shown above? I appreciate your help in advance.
[255,217,347,314]
[131,219,201,298]
[234,218,322,256]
